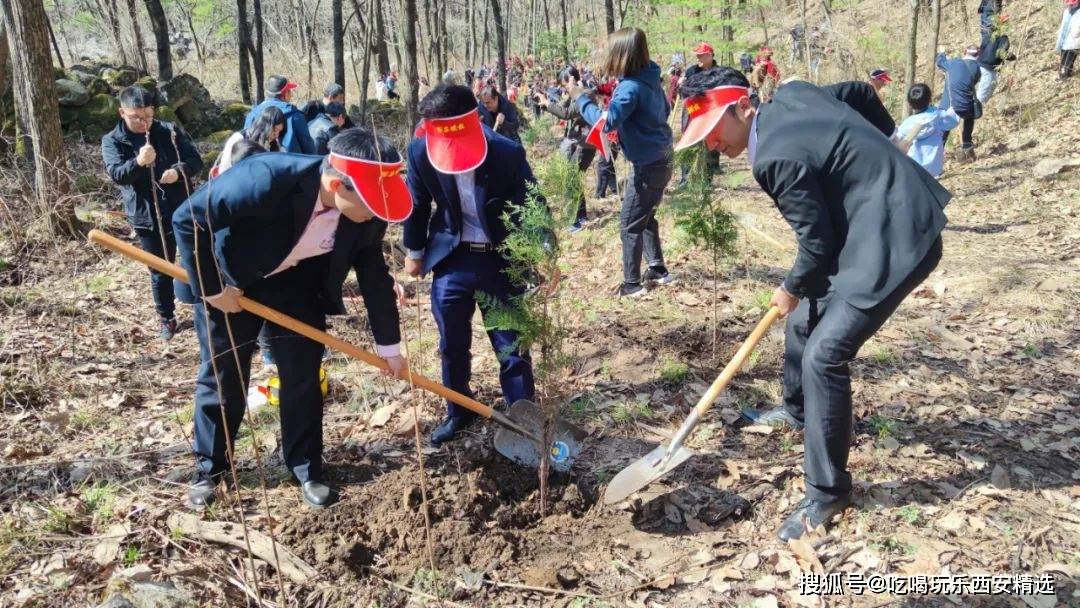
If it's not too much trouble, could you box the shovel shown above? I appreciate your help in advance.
[88,229,584,472]
[603,307,782,504]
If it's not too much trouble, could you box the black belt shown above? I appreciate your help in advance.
[460,241,496,252]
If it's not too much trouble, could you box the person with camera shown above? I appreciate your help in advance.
[536,66,599,232]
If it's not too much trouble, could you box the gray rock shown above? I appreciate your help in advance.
[1033,157,1080,180]
[56,79,90,107]
[160,74,221,137]
[102,67,139,88]
[98,581,194,608]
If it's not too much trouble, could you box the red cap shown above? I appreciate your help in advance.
[328,152,413,223]
[674,85,751,151]
[413,109,488,174]
[870,68,892,83]
[585,112,612,161]
[693,42,714,55]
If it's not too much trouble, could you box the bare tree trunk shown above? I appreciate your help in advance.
[252,0,264,101]
[142,0,171,80]
[125,0,149,74]
[332,0,345,89]
[402,0,420,123]
[603,0,615,34]
[1,0,78,237]
[236,0,252,103]
[45,16,64,69]
[481,0,490,64]
[359,0,374,110]
[489,0,507,91]
[175,1,204,66]
[721,1,734,66]
[559,0,568,60]
[373,0,390,75]
[926,0,942,85]
[903,0,919,119]
[102,0,129,65]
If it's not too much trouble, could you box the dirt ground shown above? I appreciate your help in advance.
[3,4,1080,608]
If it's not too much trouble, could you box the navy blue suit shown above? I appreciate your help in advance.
[174,153,396,483]
[403,127,537,419]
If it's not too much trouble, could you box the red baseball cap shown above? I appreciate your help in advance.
[328,152,413,223]
[694,42,714,55]
[414,108,488,174]
[674,85,751,151]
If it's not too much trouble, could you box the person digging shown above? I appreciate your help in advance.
[174,128,411,510]
[675,67,951,541]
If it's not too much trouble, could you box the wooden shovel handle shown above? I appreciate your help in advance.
[693,306,783,417]
[87,229,497,419]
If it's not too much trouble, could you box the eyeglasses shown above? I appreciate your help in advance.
[123,110,155,123]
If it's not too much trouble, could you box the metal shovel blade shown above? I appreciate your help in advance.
[493,400,587,473]
[602,443,696,505]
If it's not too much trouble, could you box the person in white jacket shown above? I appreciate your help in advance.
[1058,0,1080,79]
[897,83,960,179]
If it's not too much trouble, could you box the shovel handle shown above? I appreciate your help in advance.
[693,306,783,418]
[87,229,498,420]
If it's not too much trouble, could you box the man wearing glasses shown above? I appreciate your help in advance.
[101,85,203,341]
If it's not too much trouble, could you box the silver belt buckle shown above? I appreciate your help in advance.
[467,242,487,252]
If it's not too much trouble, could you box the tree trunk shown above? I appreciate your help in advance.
[489,0,507,92]
[102,0,129,65]
[372,0,390,75]
[603,0,615,34]
[142,0,171,80]
[903,0,919,119]
[252,0,264,101]
[559,0,568,60]
[45,16,63,68]
[481,0,489,64]
[721,1,734,66]
[1,0,78,237]
[402,0,420,127]
[332,0,345,89]
[236,0,252,103]
[125,0,149,74]
[359,0,374,110]
[926,0,942,85]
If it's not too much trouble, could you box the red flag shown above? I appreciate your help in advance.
[586,112,612,161]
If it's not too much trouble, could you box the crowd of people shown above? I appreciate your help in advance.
[96,0,1069,541]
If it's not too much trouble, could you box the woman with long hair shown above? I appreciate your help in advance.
[573,27,675,297]
[214,106,286,175]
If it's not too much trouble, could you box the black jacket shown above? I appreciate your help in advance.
[478,95,522,143]
[300,99,355,128]
[307,114,341,155]
[173,153,400,346]
[101,120,203,232]
[752,80,951,309]
[978,33,1015,70]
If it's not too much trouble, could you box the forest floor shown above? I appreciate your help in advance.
[3,6,1080,608]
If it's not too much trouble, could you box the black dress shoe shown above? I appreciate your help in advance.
[741,406,805,431]
[186,473,218,510]
[777,496,851,541]
[430,416,474,446]
[301,481,333,509]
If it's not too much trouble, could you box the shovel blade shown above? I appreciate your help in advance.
[602,443,695,505]
[493,400,587,473]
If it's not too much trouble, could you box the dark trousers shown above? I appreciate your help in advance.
[1062,50,1078,78]
[191,264,327,483]
[563,142,597,224]
[595,149,618,198]
[135,228,177,320]
[781,237,943,503]
[942,115,976,150]
[621,156,673,284]
[431,247,535,420]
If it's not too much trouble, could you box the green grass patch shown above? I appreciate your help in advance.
[868,414,898,439]
[659,359,689,385]
[80,483,117,522]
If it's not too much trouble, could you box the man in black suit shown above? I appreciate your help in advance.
[173,128,413,510]
[677,68,950,540]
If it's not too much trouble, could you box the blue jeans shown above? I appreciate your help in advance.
[431,247,534,420]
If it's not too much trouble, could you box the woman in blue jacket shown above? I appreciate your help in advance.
[575,27,675,298]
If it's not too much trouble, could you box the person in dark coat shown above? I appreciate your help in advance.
[300,82,355,128]
[977,18,1016,104]
[978,0,1004,39]
[174,128,411,510]
[677,67,951,541]
[937,45,983,161]
[537,66,598,231]
[308,102,347,155]
[402,84,548,445]
[101,85,203,340]
[477,85,522,143]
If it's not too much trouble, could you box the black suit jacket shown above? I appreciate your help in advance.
[173,153,400,345]
[752,81,951,309]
